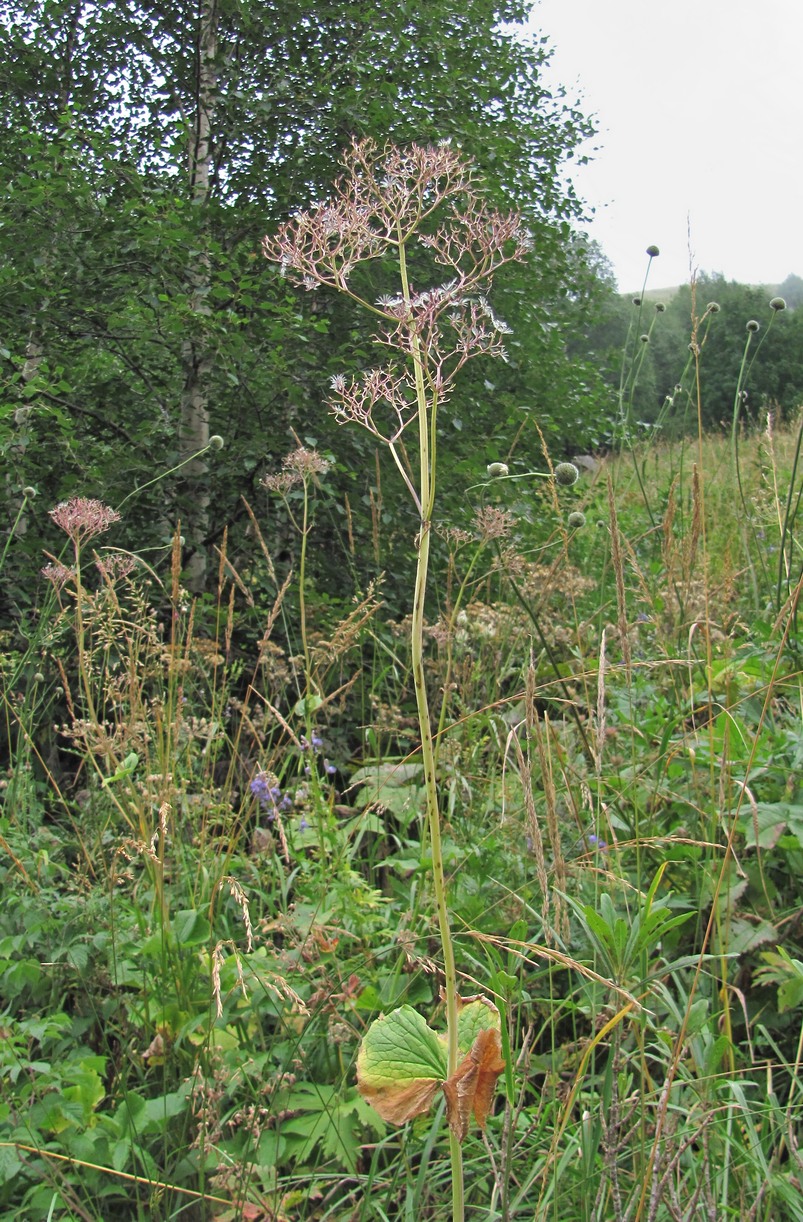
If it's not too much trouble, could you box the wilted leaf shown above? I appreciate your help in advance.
[443,1026,506,1141]
[356,1005,447,1124]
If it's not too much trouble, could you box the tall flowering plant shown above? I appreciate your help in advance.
[265,139,529,1218]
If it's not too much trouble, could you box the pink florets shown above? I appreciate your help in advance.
[49,498,121,543]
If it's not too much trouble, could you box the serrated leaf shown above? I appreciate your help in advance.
[741,802,788,849]
[727,918,778,956]
[356,1005,446,1124]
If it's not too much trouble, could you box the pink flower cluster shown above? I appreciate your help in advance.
[264,139,529,452]
[49,497,121,543]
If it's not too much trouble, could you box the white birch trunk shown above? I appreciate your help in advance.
[180,0,218,589]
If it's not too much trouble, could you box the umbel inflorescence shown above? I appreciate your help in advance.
[263,139,530,503]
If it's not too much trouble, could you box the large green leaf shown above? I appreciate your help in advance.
[356,1005,447,1124]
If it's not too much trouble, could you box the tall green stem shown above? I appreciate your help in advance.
[298,477,312,694]
[399,233,464,1221]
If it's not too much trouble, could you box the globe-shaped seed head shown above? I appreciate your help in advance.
[707,302,721,314]
[770,297,786,311]
[646,244,660,257]
[567,511,586,530]
[746,319,760,333]
[554,462,580,487]
[486,462,509,478]
[209,434,225,451]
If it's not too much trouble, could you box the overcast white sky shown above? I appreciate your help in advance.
[529,0,802,292]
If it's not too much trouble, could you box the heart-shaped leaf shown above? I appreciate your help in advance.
[356,1005,447,1124]
[357,998,506,1139]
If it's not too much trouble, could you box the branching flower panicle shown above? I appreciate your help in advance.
[264,138,528,435]
[41,560,76,591]
[262,446,330,493]
[50,497,121,543]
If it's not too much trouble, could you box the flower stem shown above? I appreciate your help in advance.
[399,231,464,1221]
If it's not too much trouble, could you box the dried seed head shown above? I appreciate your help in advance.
[473,504,514,541]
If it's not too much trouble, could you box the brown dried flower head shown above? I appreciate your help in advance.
[474,505,514,542]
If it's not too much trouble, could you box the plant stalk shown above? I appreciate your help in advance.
[400,231,464,1221]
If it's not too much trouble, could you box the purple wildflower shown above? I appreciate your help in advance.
[250,770,291,820]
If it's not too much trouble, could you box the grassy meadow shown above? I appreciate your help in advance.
[2,406,803,1220]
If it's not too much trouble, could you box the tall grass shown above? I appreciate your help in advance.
[1,253,802,1216]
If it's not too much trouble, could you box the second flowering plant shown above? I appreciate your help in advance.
[264,138,529,1219]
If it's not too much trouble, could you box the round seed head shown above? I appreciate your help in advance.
[646,244,660,257]
[554,462,580,487]
[770,297,786,312]
[567,510,586,530]
[486,462,509,478]
[746,319,760,333]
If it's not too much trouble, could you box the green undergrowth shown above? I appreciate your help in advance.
[1,413,803,1219]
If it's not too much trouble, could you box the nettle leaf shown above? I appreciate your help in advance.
[740,802,788,849]
[356,1005,447,1124]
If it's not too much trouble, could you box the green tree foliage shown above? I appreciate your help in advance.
[654,276,803,433]
[1,0,608,606]
[576,272,803,442]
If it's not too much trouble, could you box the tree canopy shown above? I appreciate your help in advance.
[1,1,610,603]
